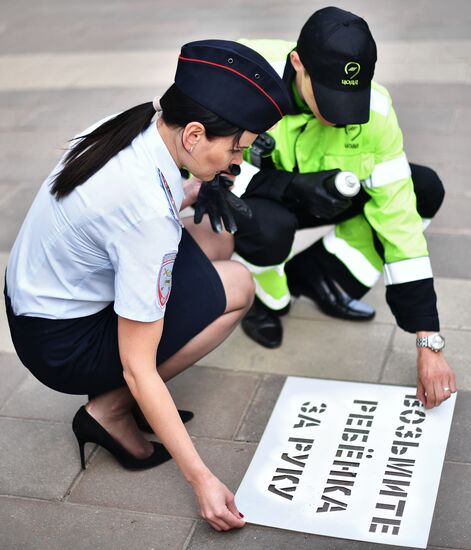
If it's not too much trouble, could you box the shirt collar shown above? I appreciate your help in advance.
[142,121,184,209]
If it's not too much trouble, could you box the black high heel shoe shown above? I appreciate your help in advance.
[72,406,172,470]
[132,405,194,434]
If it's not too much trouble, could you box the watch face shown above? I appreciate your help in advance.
[430,334,445,351]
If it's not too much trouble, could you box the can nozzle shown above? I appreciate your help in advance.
[325,171,361,198]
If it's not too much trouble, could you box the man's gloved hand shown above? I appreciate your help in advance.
[288,169,352,219]
[194,174,252,234]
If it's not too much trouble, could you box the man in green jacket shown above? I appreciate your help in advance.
[234,7,456,409]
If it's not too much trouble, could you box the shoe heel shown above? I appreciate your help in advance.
[76,436,86,470]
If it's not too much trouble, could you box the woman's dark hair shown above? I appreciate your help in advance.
[50,84,243,199]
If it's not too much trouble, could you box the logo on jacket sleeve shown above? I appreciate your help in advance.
[157,252,177,307]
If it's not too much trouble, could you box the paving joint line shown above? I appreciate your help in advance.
[0,493,200,522]
[181,520,199,550]
[62,444,99,502]
[377,325,397,383]
[232,373,264,441]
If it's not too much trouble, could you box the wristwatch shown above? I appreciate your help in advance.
[416,333,445,352]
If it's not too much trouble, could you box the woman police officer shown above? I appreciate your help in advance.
[4,40,290,531]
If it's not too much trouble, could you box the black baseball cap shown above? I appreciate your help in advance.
[296,7,377,125]
[174,40,292,134]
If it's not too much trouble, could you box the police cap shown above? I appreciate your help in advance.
[175,39,292,134]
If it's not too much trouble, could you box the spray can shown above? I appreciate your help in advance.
[325,171,361,198]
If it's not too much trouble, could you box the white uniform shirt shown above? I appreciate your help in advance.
[7,118,184,322]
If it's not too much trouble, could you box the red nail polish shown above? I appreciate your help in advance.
[239,512,244,518]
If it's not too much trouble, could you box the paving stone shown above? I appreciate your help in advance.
[0,497,194,550]
[404,132,470,167]
[431,161,471,198]
[446,391,471,464]
[166,366,260,439]
[69,439,257,518]
[429,462,471,549]
[432,195,471,232]
[290,280,395,326]
[235,374,286,442]
[199,320,393,383]
[394,104,455,136]
[0,372,85,422]
[187,521,455,550]
[0,417,92,499]
[0,184,41,251]
[387,83,471,108]
[382,328,471,391]
[0,252,14,353]
[434,278,471,331]
[0,352,28,408]
[427,234,471,280]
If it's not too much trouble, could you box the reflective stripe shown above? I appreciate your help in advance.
[232,252,291,310]
[254,278,291,310]
[370,88,390,117]
[422,218,431,231]
[323,230,381,288]
[232,252,285,275]
[364,153,411,188]
[383,256,433,285]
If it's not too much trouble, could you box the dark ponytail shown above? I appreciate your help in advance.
[50,102,155,199]
[50,85,243,199]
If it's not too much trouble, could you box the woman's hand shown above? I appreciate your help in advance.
[181,176,203,210]
[192,471,246,531]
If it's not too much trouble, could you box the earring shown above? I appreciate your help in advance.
[188,146,194,154]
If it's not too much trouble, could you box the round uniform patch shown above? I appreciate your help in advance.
[157,252,177,307]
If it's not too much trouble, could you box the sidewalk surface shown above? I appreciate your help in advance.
[1,1,471,549]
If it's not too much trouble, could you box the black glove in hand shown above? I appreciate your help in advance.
[289,169,352,219]
[194,175,252,234]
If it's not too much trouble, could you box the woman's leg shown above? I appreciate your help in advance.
[85,259,253,456]
[183,215,234,260]
[157,259,254,382]
[86,228,254,455]
[85,386,154,458]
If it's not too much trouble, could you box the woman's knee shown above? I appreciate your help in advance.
[213,260,255,313]
[183,216,234,260]
[410,164,445,218]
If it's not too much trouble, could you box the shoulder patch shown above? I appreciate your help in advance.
[157,252,177,307]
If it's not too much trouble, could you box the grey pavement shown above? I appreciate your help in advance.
[1,1,471,549]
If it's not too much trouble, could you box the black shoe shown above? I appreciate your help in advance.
[288,273,375,321]
[132,406,194,434]
[241,297,284,348]
[72,406,172,470]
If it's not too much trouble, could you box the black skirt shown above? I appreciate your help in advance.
[4,229,226,396]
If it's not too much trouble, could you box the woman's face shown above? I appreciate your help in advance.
[185,129,257,181]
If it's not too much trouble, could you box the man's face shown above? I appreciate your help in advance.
[290,51,335,127]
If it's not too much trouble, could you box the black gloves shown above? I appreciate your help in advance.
[194,174,252,234]
[287,169,352,219]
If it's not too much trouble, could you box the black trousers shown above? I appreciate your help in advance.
[5,229,226,397]
[234,164,444,299]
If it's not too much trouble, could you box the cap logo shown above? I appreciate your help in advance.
[342,62,360,86]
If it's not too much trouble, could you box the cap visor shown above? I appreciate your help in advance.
[312,80,371,125]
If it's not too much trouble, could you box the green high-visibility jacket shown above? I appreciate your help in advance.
[240,39,439,332]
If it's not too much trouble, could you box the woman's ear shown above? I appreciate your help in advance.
[182,122,205,153]
[290,50,305,74]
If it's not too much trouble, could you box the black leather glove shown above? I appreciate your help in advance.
[287,169,352,219]
[194,174,252,234]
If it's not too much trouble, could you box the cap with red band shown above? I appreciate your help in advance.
[174,40,292,134]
